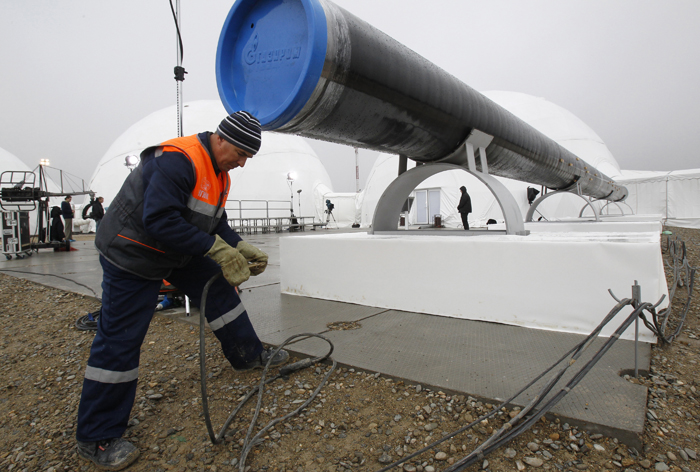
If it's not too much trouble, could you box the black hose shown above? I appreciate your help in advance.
[384,234,698,471]
[377,297,633,472]
[197,272,337,472]
[443,302,651,471]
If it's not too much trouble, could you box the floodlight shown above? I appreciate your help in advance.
[39,159,50,166]
[287,171,297,181]
[125,154,140,170]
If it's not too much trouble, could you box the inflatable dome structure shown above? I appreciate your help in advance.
[88,100,333,228]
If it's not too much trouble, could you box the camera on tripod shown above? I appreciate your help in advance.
[324,199,336,225]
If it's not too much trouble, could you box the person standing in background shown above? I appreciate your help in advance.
[91,196,105,231]
[61,196,75,241]
[457,186,472,230]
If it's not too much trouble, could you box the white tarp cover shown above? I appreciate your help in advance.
[616,169,700,229]
[281,229,666,342]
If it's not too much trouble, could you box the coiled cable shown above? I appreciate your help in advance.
[197,272,337,472]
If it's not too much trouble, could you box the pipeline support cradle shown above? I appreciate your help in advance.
[372,137,529,236]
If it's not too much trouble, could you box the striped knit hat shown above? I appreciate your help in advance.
[217,111,262,155]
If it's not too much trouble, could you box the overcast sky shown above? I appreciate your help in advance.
[1,0,698,193]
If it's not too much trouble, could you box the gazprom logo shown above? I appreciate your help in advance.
[244,34,301,66]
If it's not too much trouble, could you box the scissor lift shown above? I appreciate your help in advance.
[0,169,93,255]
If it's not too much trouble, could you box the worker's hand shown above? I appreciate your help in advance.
[236,241,268,276]
[206,235,250,286]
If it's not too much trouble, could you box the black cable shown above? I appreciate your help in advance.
[377,297,633,472]
[75,309,100,331]
[444,302,651,472]
[168,0,184,63]
[197,272,337,472]
[428,236,698,472]
[0,268,100,299]
[646,236,697,343]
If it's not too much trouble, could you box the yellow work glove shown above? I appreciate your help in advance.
[236,241,268,276]
[206,235,250,286]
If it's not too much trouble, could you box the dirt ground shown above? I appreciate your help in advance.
[0,227,698,472]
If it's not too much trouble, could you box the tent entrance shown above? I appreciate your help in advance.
[415,188,441,225]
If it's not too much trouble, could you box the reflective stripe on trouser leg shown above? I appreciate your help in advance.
[167,255,263,369]
[77,256,161,442]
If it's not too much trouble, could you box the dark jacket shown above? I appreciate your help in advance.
[50,207,65,241]
[95,132,242,280]
[91,201,104,220]
[457,191,472,214]
[61,201,74,219]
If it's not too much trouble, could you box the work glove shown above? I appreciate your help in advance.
[206,235,250,286]
[236,241,268,276]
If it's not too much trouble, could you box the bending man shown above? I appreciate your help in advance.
[76,111,288,470]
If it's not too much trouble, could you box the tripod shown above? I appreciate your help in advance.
[325,208,337,228]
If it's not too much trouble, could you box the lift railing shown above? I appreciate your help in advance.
[225,199,321,234]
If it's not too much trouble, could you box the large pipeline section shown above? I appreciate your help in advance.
[216,0,627,201]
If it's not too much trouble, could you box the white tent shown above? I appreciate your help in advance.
[86,100,333,231]
[0,146,32,185]
[616,169,700,229]
[312,184,360,228]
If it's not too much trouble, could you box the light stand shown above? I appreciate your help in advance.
[287,172,298,231]
[297,189,302,217]
[286,172,297,217]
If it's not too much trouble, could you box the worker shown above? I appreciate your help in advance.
[457,185,472,230]
[76,111,288,470]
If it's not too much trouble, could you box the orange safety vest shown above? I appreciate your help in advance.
[158,135,231,233]
[95,134,231,280]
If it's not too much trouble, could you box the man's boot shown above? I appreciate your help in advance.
[77,438,140,471]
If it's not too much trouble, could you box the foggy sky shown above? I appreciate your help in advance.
[1,0,698,193]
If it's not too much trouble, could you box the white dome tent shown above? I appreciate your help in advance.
[0,147,36,235]
[0,146,31,176]
[224,131,333,223]
[86,100,333,232]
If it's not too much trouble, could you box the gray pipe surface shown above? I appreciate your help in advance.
[216,0,627,201]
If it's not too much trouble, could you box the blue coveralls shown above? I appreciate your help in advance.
[77,133,263,442]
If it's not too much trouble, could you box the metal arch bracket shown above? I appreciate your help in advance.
[370,163,529,236]
[525,190,601,222]
[600,201,634,216]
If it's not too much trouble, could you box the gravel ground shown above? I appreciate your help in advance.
[0,227,698,472]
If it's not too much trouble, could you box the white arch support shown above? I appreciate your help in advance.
[600,200,634,216]
[525,190,601,222]
[370,163,528,236]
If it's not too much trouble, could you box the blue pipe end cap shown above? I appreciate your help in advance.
[216,0,328,130]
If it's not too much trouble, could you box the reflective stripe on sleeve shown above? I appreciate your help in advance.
[208,302,246,331]
[84,365,139,384]
[187,197,219,217]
